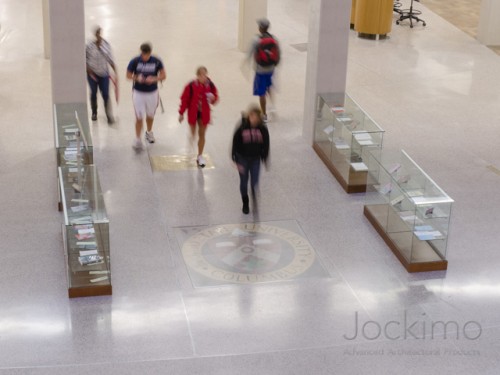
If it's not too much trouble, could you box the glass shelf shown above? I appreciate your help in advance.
[364,149,453,272]
[58,165,111,297]
[53,102,93,167]
[313,93,385,193]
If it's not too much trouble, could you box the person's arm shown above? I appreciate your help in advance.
[178,83,190,122]
[127,58,146,84]
[275,38,281,66]
[261,125,270,163]
[145,68,165,84]
[247,37,259,61]
[126,68,141,82]
[209,80,219,105]
[158,68,166,82]
[232,124,243,162]
[85,44,95,77]
[104,41,117,74]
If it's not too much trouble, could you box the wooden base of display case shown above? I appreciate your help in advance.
[313,142,367,194]
[69,285,112,298]
[364,205,448,273]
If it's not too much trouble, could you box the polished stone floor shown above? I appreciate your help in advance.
[422,0,481,38]
[1,0,500,373]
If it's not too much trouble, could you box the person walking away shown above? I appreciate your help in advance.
[249,18,280,123]
[126,42,166,150]
[178,66,219,167]
[86,26,117,124]
[231,105,270,214]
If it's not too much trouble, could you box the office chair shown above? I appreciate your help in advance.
[396,0,426,28]
[393,0,403,15]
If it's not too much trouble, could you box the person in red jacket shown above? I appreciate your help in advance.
[178,66,219,167]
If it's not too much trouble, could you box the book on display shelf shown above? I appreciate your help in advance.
[78,255,103,266]
[90,275,109,283]
[388,163,401,174]
[377,182,392,195]
[323,125,334,135]
[75,233,94,241]
[350,162,368,172]
[79,249,98,256]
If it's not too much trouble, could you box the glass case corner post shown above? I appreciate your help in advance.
[313,95,334,162]
[365,148,381,197]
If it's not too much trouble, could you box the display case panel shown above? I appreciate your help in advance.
[59,165,111,297]
[364,149,453,272]
[313,93,385,193]
[53,102,93,167]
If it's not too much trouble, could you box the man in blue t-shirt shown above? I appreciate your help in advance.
[126,43,166,150]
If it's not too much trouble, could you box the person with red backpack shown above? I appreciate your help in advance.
[178,66,219,167]
[249,18,280,123]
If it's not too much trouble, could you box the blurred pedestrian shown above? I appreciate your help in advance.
[86,26,117,124]
[231,105,270,214]
[248,18,280,123]
[126,42,166,150]
[178,66,219,167]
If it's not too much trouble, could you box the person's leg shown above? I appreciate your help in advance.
[132,91,145,149]
[259,95,267,117]
[135,119,143,138]
[99,76,114,124]
[197,119,206,156]
[189,123,197,142]
[249,159,261,198]
[144,91,158,143]
[237,158,250,214]
[253,73,266,117]
[261,72,273,120]
[87,74,98,121]
[146,117,154,133]
[266,73,275,114]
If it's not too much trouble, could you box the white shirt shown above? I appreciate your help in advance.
[86,39,114,77]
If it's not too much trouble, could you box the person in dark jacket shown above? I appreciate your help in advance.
[179,66,219,167]
[231,105,270,214]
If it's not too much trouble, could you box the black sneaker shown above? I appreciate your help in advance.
[91,113,97,121]
[242,195,249,214]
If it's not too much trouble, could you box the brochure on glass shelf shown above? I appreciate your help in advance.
[414,230,443,241]
[333,137,350,150]
[78,254,103,266]
[350,162,368,172]
[377,182,392,195]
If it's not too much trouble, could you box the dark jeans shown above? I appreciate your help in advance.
[87,74,110,103]
[237,156,261,197]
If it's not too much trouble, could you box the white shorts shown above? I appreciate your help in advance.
[132,89,159,120]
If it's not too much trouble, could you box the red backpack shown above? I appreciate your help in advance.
[255,33,280,67]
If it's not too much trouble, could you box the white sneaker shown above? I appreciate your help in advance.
[132,138,144,150]
[145,130,155,143]
[197,155,206,167]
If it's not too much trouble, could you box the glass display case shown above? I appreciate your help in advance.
[313,93,385,193]
[59,164,111,297]
[53,102,93,167]
[364,149,453,272]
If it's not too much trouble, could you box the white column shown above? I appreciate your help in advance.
[49,0,87,104]
[303,0,351,144]
[478,0,500,46]
[42,0,50,59]
[238,0,267,52]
